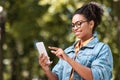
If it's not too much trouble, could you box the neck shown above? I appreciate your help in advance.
[80,35,93,43]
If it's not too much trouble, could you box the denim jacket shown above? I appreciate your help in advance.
[52,34,113,80]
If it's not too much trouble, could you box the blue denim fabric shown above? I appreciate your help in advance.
[52,34,113,80]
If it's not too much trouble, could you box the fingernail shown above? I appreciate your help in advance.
[51,51,54,53]
[50,61,53,64]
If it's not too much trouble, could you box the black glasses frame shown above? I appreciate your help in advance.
[71,20,88,29]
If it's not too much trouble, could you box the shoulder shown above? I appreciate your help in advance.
[94,42,110,50]
[96,42,111,51]
[95,42,113,58]
[91,42,112,57]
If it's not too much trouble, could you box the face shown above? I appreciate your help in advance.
[72,14,94,40]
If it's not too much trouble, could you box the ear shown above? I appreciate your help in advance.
[89,20,94,29]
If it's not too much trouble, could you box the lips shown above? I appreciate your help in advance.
[73,28,82,36]
[75,31,81,36]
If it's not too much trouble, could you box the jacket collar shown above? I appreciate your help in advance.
[65,32,99,53]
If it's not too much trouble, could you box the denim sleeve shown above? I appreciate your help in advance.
[52,59,63,80]
[91,44,113,80]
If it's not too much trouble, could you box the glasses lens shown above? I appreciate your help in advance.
[71,23,74,28]
[76,21,82,27]
[71,21,87,29]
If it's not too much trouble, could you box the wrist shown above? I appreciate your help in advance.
[43,68,50,72]
[65,54,70,61]
[66,55,72,63]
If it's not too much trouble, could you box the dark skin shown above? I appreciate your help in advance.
[39,14,94,80]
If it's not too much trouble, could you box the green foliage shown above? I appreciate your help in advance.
[0,0,120,80]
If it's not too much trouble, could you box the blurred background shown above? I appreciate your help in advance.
[0,0,120,80]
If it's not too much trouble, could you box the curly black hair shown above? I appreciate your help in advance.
[73,2,103,33]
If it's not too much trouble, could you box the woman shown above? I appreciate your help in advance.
[39,2,113,80]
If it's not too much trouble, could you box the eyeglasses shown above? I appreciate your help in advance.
[71,20,88,29]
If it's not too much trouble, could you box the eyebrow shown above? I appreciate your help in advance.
[72,20,86,24]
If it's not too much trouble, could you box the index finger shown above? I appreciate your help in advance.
[48,46,59,51]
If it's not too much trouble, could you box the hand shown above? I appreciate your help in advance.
[39,53,52,71]
[48,46,68,61]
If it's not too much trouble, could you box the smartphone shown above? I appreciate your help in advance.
[36,42,50,64]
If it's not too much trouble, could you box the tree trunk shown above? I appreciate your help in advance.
[0,14,5,80]
[10,41,22,80]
